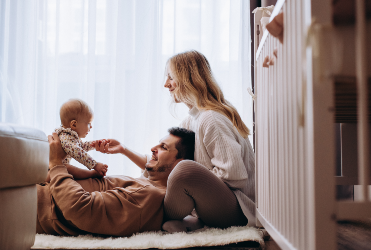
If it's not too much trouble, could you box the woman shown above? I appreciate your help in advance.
[162,50,255,232]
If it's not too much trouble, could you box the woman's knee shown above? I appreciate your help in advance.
[168,160,207,184]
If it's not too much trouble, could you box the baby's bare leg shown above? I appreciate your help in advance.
[65,164,102,180]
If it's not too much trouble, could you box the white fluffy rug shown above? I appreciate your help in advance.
[31,226,264,249]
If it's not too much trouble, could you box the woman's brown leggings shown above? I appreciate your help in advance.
[164,160,248,228]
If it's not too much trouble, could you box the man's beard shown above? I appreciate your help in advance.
[145,160,175,172]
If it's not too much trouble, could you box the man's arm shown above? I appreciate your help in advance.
[121,147,148,170]
[92,139,147,170]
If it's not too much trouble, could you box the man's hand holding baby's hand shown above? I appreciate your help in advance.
[92,139,125,154]
[94,162,108,176]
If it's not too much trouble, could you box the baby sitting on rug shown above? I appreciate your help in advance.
[46,99,108,181]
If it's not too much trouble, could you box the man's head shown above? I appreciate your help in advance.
[145,127,195,182]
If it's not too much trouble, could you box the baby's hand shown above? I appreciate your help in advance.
[94,162,108,176]
[91,140,100,148]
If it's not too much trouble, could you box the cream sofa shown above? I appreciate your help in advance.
[0,123,49,250]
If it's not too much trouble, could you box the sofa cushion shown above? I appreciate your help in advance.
[0,123,49,189]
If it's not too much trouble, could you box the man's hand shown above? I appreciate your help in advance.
[48,132,67,169]
[91,139,125,154]
[94,162,108,176]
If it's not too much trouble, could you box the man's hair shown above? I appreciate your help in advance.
[60,99,93,127]
[168,127,195,161]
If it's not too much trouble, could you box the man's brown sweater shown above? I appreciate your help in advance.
[37,165,166,237]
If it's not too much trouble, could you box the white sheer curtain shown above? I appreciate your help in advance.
[0,0,252,177]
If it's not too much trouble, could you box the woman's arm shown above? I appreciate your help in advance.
[92,139,147,170]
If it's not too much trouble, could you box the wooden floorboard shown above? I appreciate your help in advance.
[337,220,371,250]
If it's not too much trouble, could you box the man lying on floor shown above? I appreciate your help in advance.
[36,127,195,237]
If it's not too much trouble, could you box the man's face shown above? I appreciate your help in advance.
[146,134,180,173]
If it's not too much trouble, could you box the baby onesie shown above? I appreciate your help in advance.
[54,127,97,170]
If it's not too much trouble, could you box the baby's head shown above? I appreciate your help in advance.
[60,99,93,138]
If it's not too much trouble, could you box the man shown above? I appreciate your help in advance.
[37,127,195,237]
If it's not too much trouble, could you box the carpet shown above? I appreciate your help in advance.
[31,226,264,249]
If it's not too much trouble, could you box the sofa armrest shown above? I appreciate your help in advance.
[0,123,49,189]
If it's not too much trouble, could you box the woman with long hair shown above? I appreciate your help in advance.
[163,50,255,232]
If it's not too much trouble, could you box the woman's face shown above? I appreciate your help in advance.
[164,67,177,94]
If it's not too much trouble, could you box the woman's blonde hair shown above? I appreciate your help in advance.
[167,50,250,138]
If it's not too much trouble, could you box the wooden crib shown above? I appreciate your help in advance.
[253,0,371,249]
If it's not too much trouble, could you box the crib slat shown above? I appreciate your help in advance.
[264,44,268,216]
[267,37,274,221]
[271,35,274,227]
[282,3,289,235]
[273,37,278,229]
[287,2,295,242]
[278,33,284,236]
[288,2,295,244]
[291,1,300,246]
[356,0,370,202]
[297,1,306,248]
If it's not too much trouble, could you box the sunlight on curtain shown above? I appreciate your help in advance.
[0,0,252,177]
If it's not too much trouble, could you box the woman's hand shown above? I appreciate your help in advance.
[92,139,125,154]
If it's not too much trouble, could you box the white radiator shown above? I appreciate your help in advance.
[254,0,371,249]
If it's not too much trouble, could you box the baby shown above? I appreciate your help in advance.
[54,98,107,178]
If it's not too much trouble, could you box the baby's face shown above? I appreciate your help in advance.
[75,115,93,138]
